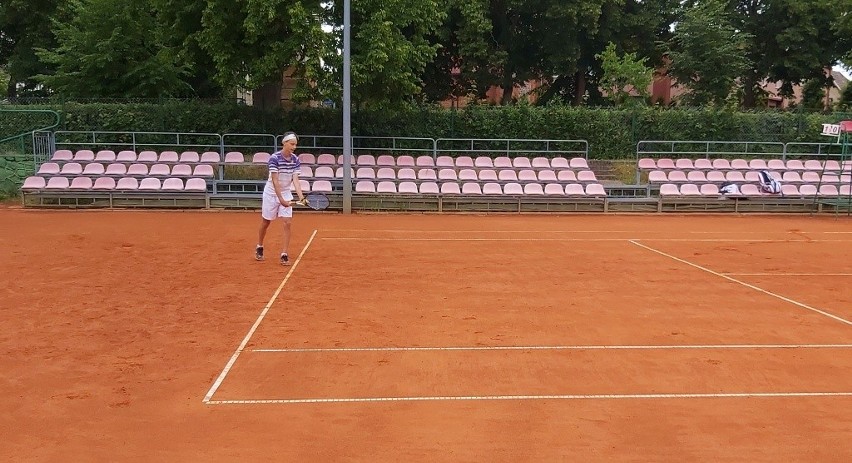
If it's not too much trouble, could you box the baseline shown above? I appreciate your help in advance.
[252,343,852,353]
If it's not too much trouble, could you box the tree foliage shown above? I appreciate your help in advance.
[596,42,652,106]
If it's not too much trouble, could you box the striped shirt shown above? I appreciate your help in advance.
[264,151,301,195]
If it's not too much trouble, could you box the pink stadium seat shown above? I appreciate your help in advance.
[482,183,503,195]
[523,183,544,195]
[158,151,179,163]
[585,184,606,196]
[569,157,589,169]
[116,150,137,162]
[730,159,749,170]
[822,174,841,184]
[564,184,585,196]
[224,152,244,163]
[441,183,461,194]
[105,163,128,176]
[675,159,694,169]
[801,172,820,183]
[550,157,570,169]
[138,178,162,190]
[779,184,799,196]
[686,170,707,182]
[461,182,482,195]
[397,181,418,194]
[21,176,46,190]
[705,170,726,182]
[666,170,687,182]
[725,171,746,182]
[396,168,416,180]
[171,164,193,177]
[161,178,184,191]
[436,156,454,167]
[512,157,532,169]
[840,185,852,195]
[376,155,395,166]
[51,149,73,161]
[786,159,805,170]
[740,184,762,196]
[693,158,713,170]
[557,170,577,182]
[127,164,148,176]
[712,159,731,169]
[438,169,457,181]
[537,170,557,182]
[798,184,817,196]
[312,180,333,192]
[748,159,768,170]
[498,170,518,181]
[184,178,207,192]
[576,170,597,182]
[73,150,95,162]
[95,150,116,162]
[803,160,823,171]
[45,177,70,189]
[137,151,158,163]
[376,181,397,193]
[679,183,701,195]
[314,166,334,178]
[656,158,675,169]
[518,170,537,182]
[818,185,839,196]
[149,164,171,176]
[192,164,213,177]
[531,157,550,168]
[415,155,435,167]
[252,152,271,164]
[396,155,415,167]
[116,177,139,190]
[458,169,478,181]
[699,184,719,196]
[638,158,656,170]
[659,183,679,196]
[316,153,336,165]
[744,171,761,182]
[766,159,785,170]
[336,155,347,165]
[493,157,512,168]
[356,167,376,179]
[83,163,105,175]
[334,167,355,178]
[647,171,667,183]
[60,162,83,176]
[474,156,494,168]
[455,156,474,167]
[503,183,523,195]
[544,183,565,195]
[295,179,310,192]
[300,165,313,177]
[92,177,116,190]
[37,162,61,176]
[478,169,498,181]
[419,182,439,194]
[356,154,376,166]
[179,151,200,163]
[199,151,221,164]
[782,171,802,183]
[824,160,841,172]
[376,167,396,179]
[418,169,437,180]
[298,153,315,164]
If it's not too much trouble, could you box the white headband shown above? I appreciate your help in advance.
[282,133,297,142]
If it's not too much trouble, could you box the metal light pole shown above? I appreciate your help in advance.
[341,0,352,213]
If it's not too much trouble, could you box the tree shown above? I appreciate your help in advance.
[596,42,652,106]
[36,0,193,98]
[664,0,752,106]
[0,0,67,97]
[0,66,9,98]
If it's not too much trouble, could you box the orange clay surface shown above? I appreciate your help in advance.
[1,209,851,462]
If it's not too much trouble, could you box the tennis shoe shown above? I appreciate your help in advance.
[255,245,264,261]
[280,253,290,266]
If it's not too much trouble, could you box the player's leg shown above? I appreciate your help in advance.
[279,190,294,266]
[257,192,280,261]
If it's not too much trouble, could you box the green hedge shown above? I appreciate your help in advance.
[1,102,848,159]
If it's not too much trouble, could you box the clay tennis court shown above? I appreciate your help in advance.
[1,209,851,462]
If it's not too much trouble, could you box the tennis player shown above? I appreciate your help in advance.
[255,131,305,265]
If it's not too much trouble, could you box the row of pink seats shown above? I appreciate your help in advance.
[640,157,852,172]
[38,162,215,178]
[303,166,598,183]
[648,170,852,184]
[52,150,221,164]
[296,153,589,170]
[354,180,606,196]
[659,183,851,197]
[21,176,208,192]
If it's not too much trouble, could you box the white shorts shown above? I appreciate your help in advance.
[261,189,293,220]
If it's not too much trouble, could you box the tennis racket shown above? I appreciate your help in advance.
[297,193,330,210]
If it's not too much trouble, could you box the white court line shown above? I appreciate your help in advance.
[205,391,852,405]
[252,344,852,353]
[722,273,852,276]
[202,229,319,403]
[321,237,852,243]
[629,240,852,326]
[323,229,844,234]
